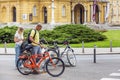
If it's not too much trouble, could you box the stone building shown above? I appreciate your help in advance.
[0,0,110,27]
[107,0,120,25]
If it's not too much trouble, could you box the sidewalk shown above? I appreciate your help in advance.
[0,48,120,55]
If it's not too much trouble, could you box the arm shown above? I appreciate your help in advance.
[29,36,38,44]
[14,37,23,42]
[29,36,44,48]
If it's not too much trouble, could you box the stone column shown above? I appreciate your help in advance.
[51,0,55,24]
[117,2,119,22]
[84,10,86,24]
[105,2,110,23]
[72,10,75,24]
[91,5,93,22]
[99,11,100,23]
[104,6,106,23]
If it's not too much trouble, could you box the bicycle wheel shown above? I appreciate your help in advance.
[46,57,65,77]
[17,58,32,75]
[48,49,59,58]
[60,52,68,64]
[66,49,77,67]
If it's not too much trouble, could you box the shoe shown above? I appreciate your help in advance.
[40,70,46,74]
[32,70,40,74]
[24,70,30,74]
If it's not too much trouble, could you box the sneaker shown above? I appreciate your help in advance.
[40,70,46,74]
[24,70,30,74]
[32,70,40,74]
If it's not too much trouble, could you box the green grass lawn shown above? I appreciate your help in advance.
[0,30,120,48]
[71,30,120,48]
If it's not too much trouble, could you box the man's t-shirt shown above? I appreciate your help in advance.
[30,30,39,46]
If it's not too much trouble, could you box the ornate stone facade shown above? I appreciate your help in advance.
[107,0,120,25]
[0,0,110,25]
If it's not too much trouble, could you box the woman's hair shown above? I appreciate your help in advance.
[17,27,24,34]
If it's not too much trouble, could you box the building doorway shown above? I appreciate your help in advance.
[95,5,99,24]
[74,4,84,24]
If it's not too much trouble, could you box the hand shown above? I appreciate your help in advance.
[40,45,44,48]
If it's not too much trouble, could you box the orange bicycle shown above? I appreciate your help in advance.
[16,47,65,77]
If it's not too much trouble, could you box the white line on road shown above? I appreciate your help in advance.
[100,78,120,80]
[110,73,120,76]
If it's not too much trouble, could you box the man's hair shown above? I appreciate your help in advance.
[37,24,42,27]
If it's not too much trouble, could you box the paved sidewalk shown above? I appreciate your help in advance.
[0,47,120,55]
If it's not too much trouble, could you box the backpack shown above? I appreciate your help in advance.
[27,29,36,44]
[20,29,36,52]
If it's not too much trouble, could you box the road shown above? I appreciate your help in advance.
[0,54,120,80]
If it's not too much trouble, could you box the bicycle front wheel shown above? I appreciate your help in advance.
[17,58,32,75]
[46,57,65,77]
[66,49,77,67]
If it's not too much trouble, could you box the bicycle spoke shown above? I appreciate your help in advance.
[17,59,32,75]
[67,49,77,67]
[46,58,65,77]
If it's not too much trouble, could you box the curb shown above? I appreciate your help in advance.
[0,48,120,55]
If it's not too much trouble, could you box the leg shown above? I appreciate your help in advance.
[15,44,21,67]
[31,46,41,74]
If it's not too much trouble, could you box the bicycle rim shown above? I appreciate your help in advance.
[67,49,77,67]
[46,57,65,77]
[17,58,32,75]
[48,49,59,58]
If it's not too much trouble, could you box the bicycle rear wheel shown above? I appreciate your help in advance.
[17,58,32,75]
[48,49,59,58]
[66,49,77,67]
[46,57,65,77]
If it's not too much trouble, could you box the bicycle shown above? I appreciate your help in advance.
[40,38,77,67]
[16,45,65,77]
[56,40,76,67]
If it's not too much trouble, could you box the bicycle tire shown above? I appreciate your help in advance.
[66,49,77,67]
[48,49,60,58]
[45,57,65,77]
[17,58,32,75]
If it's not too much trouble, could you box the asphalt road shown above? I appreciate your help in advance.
[0,54,120,80]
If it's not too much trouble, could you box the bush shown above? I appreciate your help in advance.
[39,30,71,44]
[0,26,17,43]
[53,24,107,43]
[0,24,107,44]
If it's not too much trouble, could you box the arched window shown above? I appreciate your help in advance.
[33,5,37,16]
[13,7,16,22]
[62,5,66,16]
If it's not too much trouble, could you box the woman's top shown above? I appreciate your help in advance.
[14,31,24,45]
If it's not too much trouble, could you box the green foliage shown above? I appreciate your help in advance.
[39,30,71,43]
[0,30,119,48]
[53,24,107,43]
[0,24,107,44]
[0,26,18,43]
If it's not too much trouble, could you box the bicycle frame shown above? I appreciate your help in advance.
[19,50,53,70]
[62,44,71,53]
[17,42,65,76]
[53,41,74,56]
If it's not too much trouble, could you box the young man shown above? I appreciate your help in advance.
[29,24,42,74]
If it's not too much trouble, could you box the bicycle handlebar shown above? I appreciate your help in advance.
[39,37,73,48]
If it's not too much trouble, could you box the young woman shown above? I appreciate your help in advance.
[14,27,24,67]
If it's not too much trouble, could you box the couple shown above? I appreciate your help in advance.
[14,24,42,74]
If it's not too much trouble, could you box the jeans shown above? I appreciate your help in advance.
[32,45,41,62]
[32,46,41,54]
[15,44,21,67]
